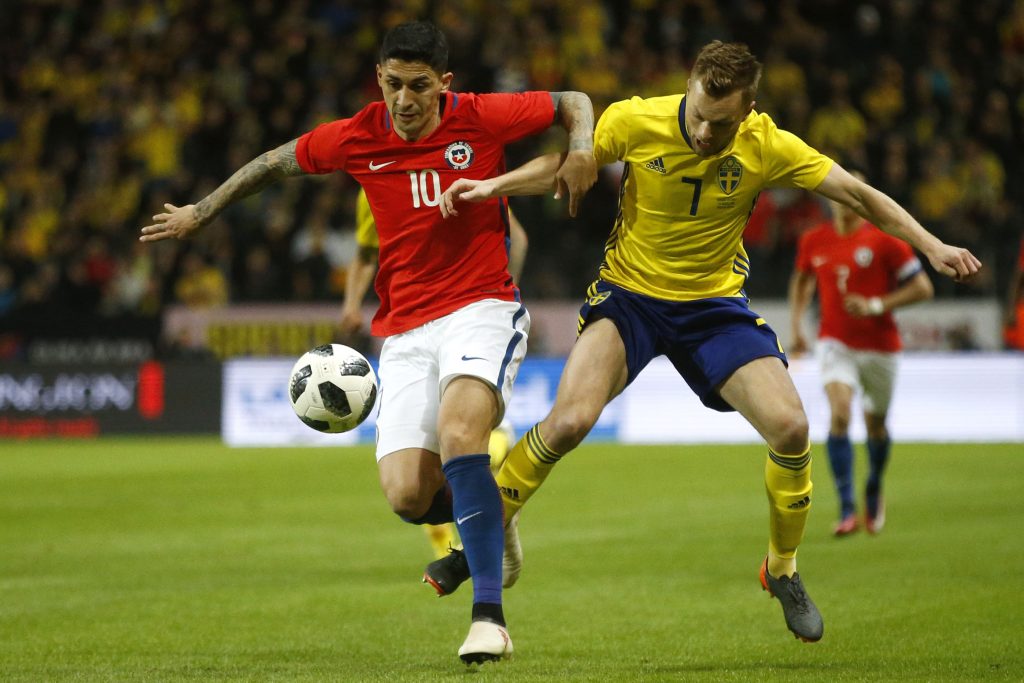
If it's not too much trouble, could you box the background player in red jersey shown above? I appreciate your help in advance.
[789,170,934,536]
[140,21,597,664]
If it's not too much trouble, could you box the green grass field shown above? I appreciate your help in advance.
[1,438,1022,682]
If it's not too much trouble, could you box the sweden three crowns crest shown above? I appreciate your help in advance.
[717,156,743,195]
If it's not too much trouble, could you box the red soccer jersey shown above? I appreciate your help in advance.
[795,221,922,352]
[296,91,554,336]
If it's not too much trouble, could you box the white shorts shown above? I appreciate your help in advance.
[816,337,898,415]
[374,299,530,461]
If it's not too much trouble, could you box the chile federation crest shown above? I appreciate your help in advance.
[445,141,474,170]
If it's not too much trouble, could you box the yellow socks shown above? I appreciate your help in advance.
[488,425,513,472]
[494,424,563,521]
[764,443,812,578]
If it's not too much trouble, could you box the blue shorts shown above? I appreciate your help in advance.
[578,280,788,412]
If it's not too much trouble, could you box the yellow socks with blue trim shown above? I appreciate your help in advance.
[494,424,563,522]
[764,443,813,578]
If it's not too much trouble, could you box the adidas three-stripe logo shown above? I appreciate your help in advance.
[787,496,811,510]
[644,157,667,174]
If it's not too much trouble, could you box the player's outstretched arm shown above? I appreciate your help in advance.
[550,91,597,217]
[787,269,816,355]
[340,246,379,336]
[843,271,934,318]
[814,164,982,283]
[440,154,563,218]
[507,209,529,283]
[140,139,305,242]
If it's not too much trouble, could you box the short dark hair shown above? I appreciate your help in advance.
[692,40,762,102]
[379,21,449,73]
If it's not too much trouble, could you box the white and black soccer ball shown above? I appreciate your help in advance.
[288,344,378,433]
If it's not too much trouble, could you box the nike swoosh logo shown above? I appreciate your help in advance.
[461,355,486,361]
[456,511,483,525]
[368,160,396,171]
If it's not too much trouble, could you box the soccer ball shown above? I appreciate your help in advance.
[288,344,378,433]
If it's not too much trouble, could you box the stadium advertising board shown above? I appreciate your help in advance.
[168,299,1004,360]
[0,360,220,438]
[163,303,354,360]
[222,354,1024,446]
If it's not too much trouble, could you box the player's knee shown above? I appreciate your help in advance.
[866,423,889,442]
[829,411,851,435]
[383,482,433,521]
[768,411,810,455]
[437,420,490,459]
[829,396,852,432]
[543,407,597,452]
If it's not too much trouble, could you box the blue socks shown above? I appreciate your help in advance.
[865,437,891,517]
[826,434,855,517]
[442,453,504,613]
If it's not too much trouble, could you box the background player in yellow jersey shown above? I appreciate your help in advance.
[340,187,527,562]
[434,40,981,643]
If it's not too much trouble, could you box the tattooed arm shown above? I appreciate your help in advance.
[549,91,597,217]
[140,139,304,242]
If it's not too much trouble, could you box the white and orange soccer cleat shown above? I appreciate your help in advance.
[832,512,859,537]
[458,620,513,665]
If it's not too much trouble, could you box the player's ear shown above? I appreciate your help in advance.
[440,71,454,92]
[376,64,384,86]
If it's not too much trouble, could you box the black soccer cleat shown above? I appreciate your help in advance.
[423,547,471,597]
[759,557,824,642]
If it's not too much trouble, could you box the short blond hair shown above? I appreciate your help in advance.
[692,40,762,102]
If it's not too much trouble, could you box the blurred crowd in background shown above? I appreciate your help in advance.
[1,0,1023,328]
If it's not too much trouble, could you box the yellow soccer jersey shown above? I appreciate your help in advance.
[594,94,834,301]
[354,187,379,249]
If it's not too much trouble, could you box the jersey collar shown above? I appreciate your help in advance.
[678,95,693,150]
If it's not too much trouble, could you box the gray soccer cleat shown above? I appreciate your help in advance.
[458,620,513,665]
[759,558,824,642]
